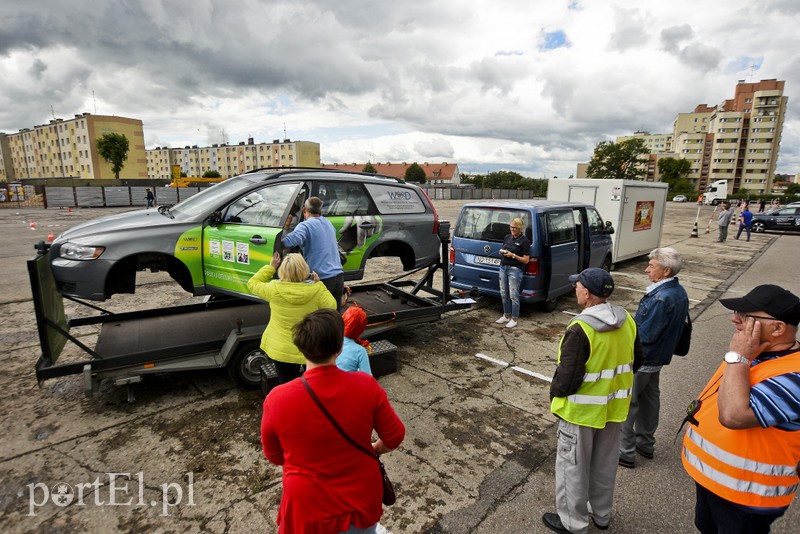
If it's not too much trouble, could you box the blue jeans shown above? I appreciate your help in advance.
[499,265,523,318]
[736,224,751,241]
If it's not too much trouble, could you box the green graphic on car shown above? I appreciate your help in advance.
[174,215,384,296]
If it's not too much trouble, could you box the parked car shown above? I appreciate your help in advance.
[787,201,800,207]
[672,195,687,202]
[751,206,800,233]
[449,200,614,311]
[49,169,442,301]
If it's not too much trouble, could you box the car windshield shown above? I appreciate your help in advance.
[169,175,263,218]
[455,207,532,241]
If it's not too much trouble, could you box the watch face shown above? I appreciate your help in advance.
[724,351,746,364]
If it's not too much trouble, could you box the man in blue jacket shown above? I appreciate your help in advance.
[282,196,344,309]
[619,247,689,468]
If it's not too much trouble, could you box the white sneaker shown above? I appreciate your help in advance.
[495,316,510,324]
[506,319,518,328]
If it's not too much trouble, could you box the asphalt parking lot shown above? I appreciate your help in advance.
[0,199,797,533]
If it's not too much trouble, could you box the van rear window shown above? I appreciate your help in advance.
[455,207,531,241]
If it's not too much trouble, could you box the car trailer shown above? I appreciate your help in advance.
[30,222,471,402]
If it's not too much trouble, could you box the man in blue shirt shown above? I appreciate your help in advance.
[736,204,753,241]
[282,197,344,309]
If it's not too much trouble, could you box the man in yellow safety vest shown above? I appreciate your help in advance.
[542,268,643,534]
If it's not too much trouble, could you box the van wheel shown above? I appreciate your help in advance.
[538,297,558,312]
[228,341,269,388]
[601,257,613,272]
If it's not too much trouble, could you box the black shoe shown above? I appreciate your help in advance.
[635,447,654,460]
[542,512,572,534]
[618,456,635,469]
[590,515,609,530]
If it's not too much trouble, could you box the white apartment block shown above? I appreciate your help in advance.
[0,113,147,181]
[146,138,321,180]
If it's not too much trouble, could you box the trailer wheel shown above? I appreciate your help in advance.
[228,342,270,388]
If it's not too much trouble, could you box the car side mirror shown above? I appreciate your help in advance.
[605,221,615,235]
[208,211,223,227]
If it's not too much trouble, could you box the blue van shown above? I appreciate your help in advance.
[449,200,614,310]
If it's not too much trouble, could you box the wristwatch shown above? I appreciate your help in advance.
[724,351,749,365]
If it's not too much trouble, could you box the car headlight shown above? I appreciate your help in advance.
[59,242,106,260]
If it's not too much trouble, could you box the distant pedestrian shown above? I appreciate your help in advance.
[736,204,752,241]
[717,204,733,242]
[145,188,154,208]
[542,268,643,534]
[759,199,766,213]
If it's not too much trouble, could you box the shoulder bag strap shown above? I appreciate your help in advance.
[300,376,379,461]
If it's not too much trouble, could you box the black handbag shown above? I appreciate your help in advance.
[674,313,692,356]
[300,376,396,505]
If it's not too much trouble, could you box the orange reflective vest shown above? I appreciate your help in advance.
[682,350,800,509]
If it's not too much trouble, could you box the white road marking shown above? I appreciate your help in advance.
[475,353,509,367]
[511,366,553,383]
[475,353,553,383]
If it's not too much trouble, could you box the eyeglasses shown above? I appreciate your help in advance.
[510,226,522,230]
[734,311,778,321]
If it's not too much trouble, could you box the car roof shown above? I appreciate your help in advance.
[461,199,596,209]
[241,167,409,186]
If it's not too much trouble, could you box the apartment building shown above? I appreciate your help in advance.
[601,79,787,195]
[145,138,321,180]
[0,113,147,181]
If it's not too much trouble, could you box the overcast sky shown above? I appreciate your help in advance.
[1,0,799,178]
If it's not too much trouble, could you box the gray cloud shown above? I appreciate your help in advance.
[661,24,694,53]
[414,138,455,159]
[607,7,649,52]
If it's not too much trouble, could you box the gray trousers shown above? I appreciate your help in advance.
[555,419,621,534]
[619,370,661,462]
[718,224,729,242]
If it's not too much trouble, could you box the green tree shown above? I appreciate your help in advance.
[96,133,130,179]
[586,138,649,180]
[202,170,222,178]
[362,162,377,174]
[404,163,427,184]
[657,157,694,195]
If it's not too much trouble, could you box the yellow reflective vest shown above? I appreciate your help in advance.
[550,314,637,429]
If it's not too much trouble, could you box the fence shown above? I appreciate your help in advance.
[28,185,537,209]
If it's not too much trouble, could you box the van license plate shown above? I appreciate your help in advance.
[475,256,501,266]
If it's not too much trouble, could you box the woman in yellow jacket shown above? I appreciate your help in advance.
[248,252,337,384]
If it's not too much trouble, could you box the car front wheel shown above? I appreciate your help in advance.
[752,221,766,233]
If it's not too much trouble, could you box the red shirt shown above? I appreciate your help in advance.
[262,365,405,533]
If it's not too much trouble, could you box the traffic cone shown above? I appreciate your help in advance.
[67,207,72,214]
[29,221,37,230]
[690,222,699,238]
[47,231,55,242]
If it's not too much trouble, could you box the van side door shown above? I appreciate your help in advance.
[545,209,579,297]
[585,207,612,268]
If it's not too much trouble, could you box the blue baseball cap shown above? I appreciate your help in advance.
[569,268,614,298]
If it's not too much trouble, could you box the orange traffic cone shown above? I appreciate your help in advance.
[29,221,37,230]
[47,231,55,242]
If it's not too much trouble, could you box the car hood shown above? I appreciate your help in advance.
[56,209,192,242]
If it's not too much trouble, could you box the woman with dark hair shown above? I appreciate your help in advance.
[262,309,405,533]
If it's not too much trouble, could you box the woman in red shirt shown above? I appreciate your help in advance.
[261,309,406,533]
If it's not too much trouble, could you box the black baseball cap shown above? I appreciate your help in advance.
[720,285,800,326]
[569,268,614,298]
